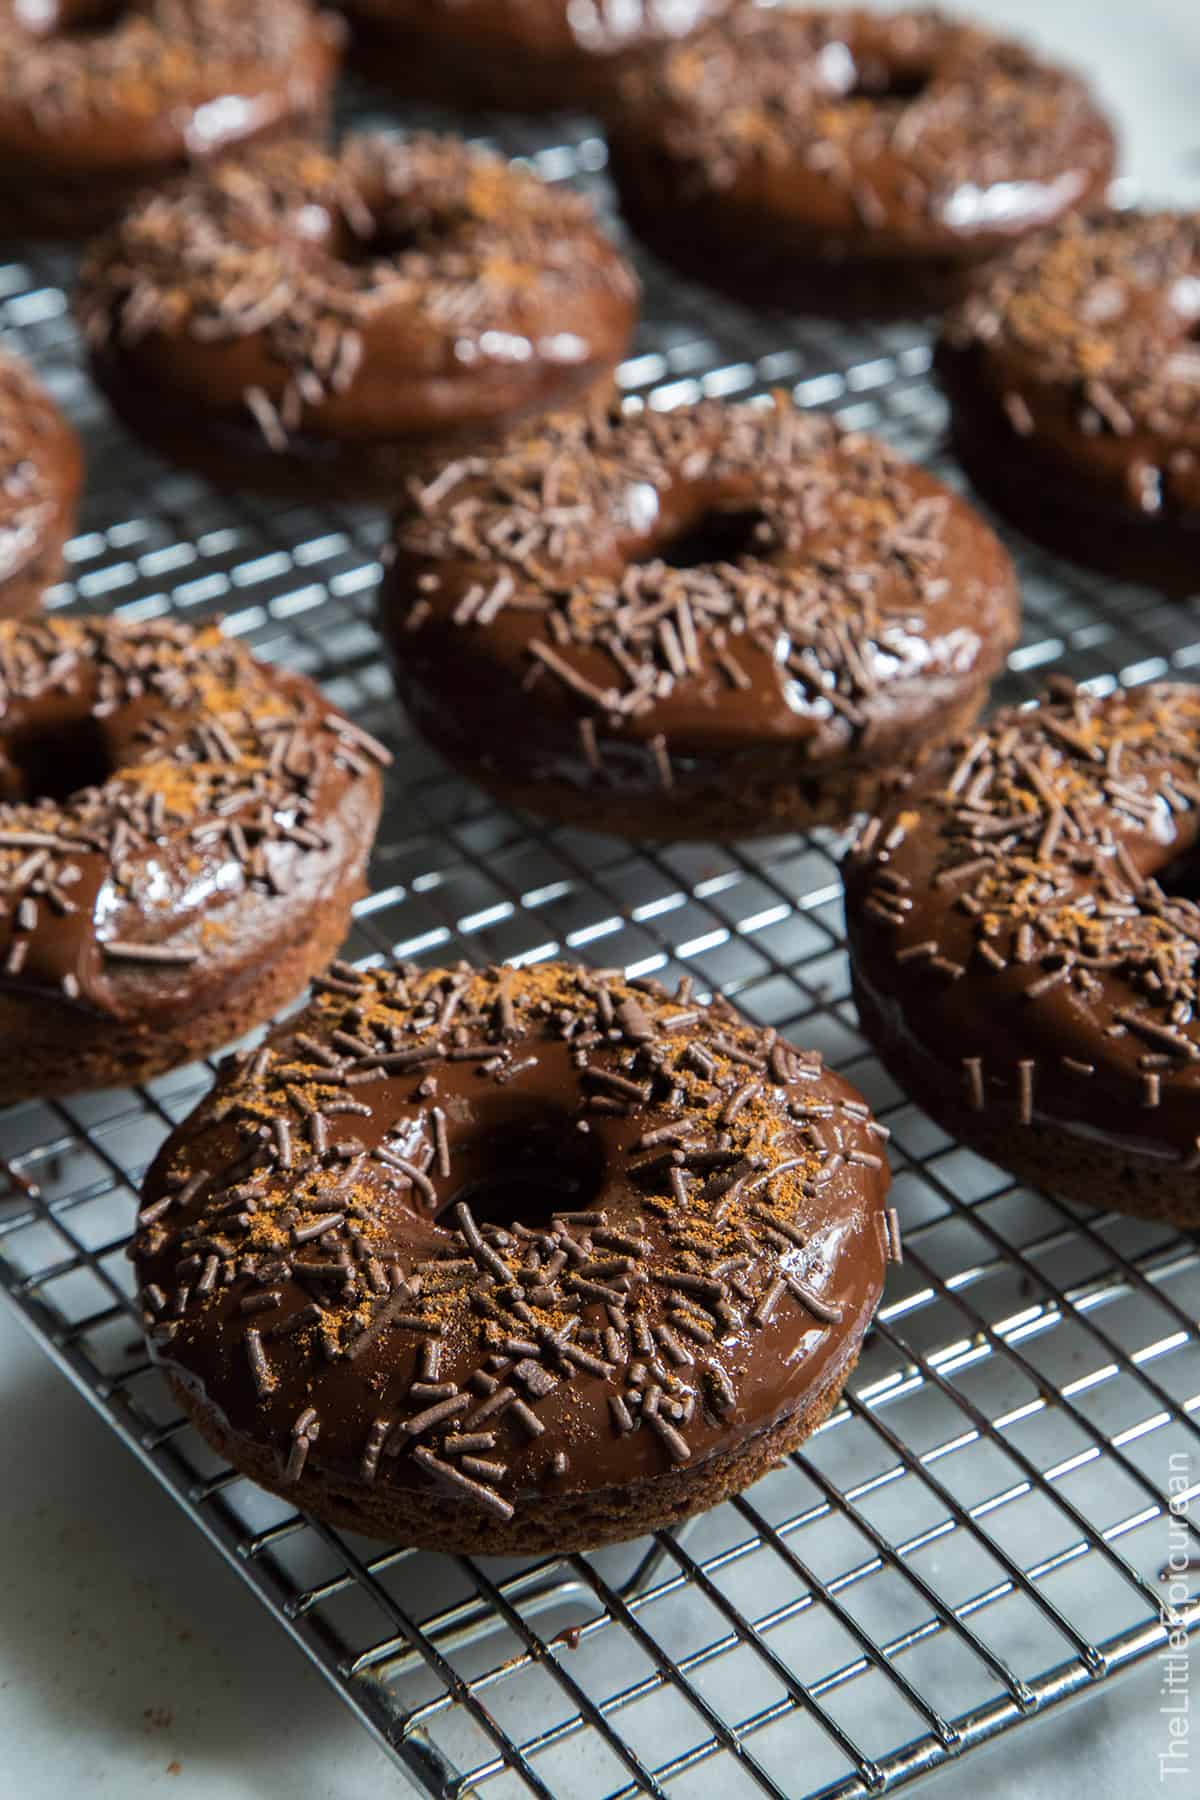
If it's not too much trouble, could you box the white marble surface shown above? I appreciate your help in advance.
[0,1312,394,1798]
[4,3,1200,1796]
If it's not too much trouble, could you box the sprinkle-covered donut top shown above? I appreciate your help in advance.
[0,0,337,154]
[940,209,1200,517]
[0,615,386,1013]
[614,7,1114,249]
[77,133,638,448]
[134,961,894,1515]
[0,351,80,592]
[846,680,1200,1161]
[387,396,1017,768]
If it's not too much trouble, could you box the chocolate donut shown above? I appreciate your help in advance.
[0,615,385,1104]
[845,679,1200,1227]
[76,134,639,500]
[937,210,1200,593]
[338,0,733,116]
[133,959,894,1552]
[0,350,82,619]
[608,8,1116,315]
[0,0,342,240]
[379,396,1020,842]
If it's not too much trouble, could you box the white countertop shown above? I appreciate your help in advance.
[4,3,1199,1796]
[0,1311,393,1798]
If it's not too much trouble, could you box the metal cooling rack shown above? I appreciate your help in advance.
[3,92,1200,1800]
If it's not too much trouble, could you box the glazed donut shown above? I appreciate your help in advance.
[379,396,1020,842]
[76,134,639,500]
[608,8,1116,315]
[0,349,82,619]
[0,614,384,1104]
[133,959,894,1553]
[0,0,342,240]
[337,0,734,116]
[937,209,1200,594]
[845,679,1200,1228]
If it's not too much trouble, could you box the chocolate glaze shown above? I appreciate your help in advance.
[608,7,1115,313]
[0,0,342,237]
[0,350,82,619]
[338,0,734,116]
[77,134,639,498]
[379,396,1019,836]
[135,962,892,1522]
[937,210,1200,592]
[0,616,383,1023]
[845,680,1200,1170]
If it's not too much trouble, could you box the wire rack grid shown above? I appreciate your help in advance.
[2,96,1200,1800]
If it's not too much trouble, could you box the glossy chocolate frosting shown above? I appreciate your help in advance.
[609,7,1115,284]
[380,396,1019,816]
[937,209,1200,530]
[346,0,729,56]
[0,0,340,184]
[0,615,383,1021]
[845,679,1200,1167]
[77,134,638,484]
[0,350,82,619]
[338,0,735,113]
[135,961,893,1519]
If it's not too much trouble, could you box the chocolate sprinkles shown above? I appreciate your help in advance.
[0,616,380,1013]
[388,390,1019,812]
[131,959,889,1531]
[853,682,1200,1162]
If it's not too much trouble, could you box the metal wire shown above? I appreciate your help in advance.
[2,96,1200,1799]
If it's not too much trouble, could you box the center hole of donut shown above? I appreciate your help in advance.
[337,195,466,267]
[18,0,124,37]
[649,505,768,570]
[5,717,115,805]
[845,56,934,102]
[445,1116,606,1232]
[1155,843,1200,903]
[340,221,422,266]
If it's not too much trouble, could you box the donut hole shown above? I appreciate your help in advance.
[822,42,934,103]
[18,0,125,38]
[851,63,934,103]
[338,216,425,267]
[647,505,769,570]
[1155,842,1200,903]
[444,1113,606,1232]
[3,716,115,804]
[336,195,467,268]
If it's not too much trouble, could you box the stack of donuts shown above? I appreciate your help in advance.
[2,0,1198,1561]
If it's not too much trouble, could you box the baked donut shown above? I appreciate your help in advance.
[608,8,1116,315]
[337,0,733,116]
[132,958,895,1552]
[0,350,82,619]
[0,0,342,240]
[845,679,1200,1228]
[0,614,385,1104]
[76,134,639,500]
[937,209,1200,594]
[379,396,1020,841]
